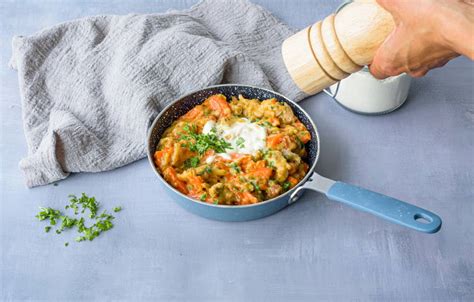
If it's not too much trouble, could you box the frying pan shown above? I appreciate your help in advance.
[147,85,442,233]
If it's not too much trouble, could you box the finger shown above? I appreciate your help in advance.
[369,31,404,79]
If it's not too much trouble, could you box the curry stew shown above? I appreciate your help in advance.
[154,94,311,205]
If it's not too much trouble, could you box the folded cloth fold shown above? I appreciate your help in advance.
[10,0,305,187]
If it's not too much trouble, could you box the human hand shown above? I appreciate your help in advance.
[369,0,474,79]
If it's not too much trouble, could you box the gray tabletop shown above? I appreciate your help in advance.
[1,1,473,301]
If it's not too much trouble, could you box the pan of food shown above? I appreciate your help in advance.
[147,84,442,233]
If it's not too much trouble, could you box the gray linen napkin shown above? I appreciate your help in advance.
[10,0,306,187]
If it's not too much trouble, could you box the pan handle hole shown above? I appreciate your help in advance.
[414,213,432,224]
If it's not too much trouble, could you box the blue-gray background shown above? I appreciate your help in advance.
[1,0,473,301]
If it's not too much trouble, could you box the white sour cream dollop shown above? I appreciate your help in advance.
[202,119,266,162]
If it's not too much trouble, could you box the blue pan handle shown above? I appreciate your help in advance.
[327,182,442,233]
[290,174,442,233]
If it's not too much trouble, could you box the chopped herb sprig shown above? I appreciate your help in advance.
[36,193,122,246]
[180,124,232,155]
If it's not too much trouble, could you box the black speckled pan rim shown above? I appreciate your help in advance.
[146,84,320,208]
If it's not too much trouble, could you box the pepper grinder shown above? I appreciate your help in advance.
[282,0,395,94]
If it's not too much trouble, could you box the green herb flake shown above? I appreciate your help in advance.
[282,181,291,190]
[236,137,245,148]
[44,226,51,233]
[64,242,69,247]
[113,206,122,213]
[185,156,200,168]
[200,193,207,201]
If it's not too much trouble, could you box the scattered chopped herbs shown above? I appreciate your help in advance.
[65,242,69,247]
[282,181,291,190]
[70,193,99,218]
[36,193,122,246]
[200,193,207,201]
[180,123,232,154]
[185,156,200,168]
[213,200,219,205]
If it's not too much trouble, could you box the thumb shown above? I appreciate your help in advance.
[369,29,403,79]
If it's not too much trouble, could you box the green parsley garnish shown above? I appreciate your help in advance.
[65,242,69,247]
[36,207,61,226]
[67,193,99,218]
[185,156,200,168]
[36,193,122,246]
[236,137,245,149]
[282,182,291,190]
[200,193,207,201]
[180,123,232,155]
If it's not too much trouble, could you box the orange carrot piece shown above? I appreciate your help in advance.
[248,167,273,179]
[163,167,188,194]
[182,106,203,121]
[287,176,299,187]
[268,117,280,126]
[154,147,173,169]
[208,94,231,116]
[238,192,258,205]
[266,134,284,148]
